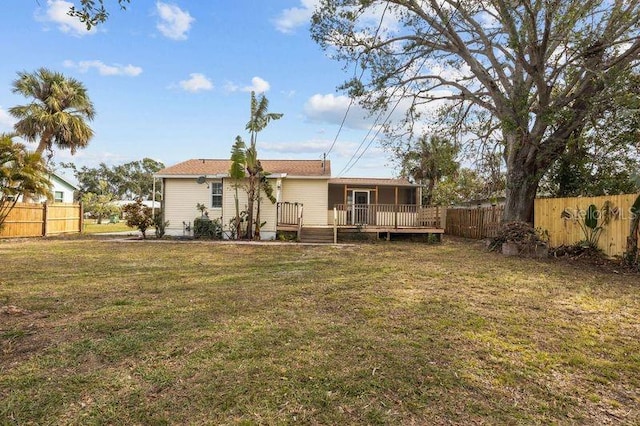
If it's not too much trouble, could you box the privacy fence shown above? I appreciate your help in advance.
[0,202,82,238]
[443,194,638,258]
[445,205,504,239]
[534,193,638,258]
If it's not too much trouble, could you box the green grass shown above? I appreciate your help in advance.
[82,219,136,234]
[1,238,639,424]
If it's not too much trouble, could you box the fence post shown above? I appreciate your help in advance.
[79,202,84,234]
[42,202,48,237]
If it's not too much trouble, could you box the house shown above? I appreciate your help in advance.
[47,173,77,203]
[154,159,444,241]
[17,172,78,203]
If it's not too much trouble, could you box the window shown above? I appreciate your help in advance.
[54,191,64,203]
[211,182,223,208]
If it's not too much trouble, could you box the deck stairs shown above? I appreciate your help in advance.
[299,227,334,244]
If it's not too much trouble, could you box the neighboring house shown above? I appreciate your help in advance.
[155,159,444,240]
[114,200,161,209]
[19,172,78,203]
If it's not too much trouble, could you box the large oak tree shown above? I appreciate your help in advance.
[311,0,640,222]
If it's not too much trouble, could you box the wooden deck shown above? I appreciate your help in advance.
[275,203,444,243]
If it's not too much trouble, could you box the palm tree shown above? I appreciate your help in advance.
[229,136,247,239]
[10,68,95,157]
[0,134,51,229]
[243,92,282,239]
[400,135,459,205]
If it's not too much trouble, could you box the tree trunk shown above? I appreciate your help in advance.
[244,175,256,239]
[35,133,53,155]
[503,164,540,224]
[254,182,261,240]
[424,179,435,206]
[233,186,241,239]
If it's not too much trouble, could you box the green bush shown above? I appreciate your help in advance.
[194,217,222,239]
[153,211,169,238]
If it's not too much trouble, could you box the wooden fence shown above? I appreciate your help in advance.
[0,202,82,238]
[534,194,638,258]
[445,205,504,239]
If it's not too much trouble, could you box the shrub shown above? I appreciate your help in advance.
[153,211,169,238]
[122,199,154,239]
[193,217,222,239]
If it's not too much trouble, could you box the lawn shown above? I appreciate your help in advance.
[1,238,639,424]
[82,219,136,234]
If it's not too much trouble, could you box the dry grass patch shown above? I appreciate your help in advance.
[1,238,639,424]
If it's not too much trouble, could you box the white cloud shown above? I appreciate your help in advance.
[63,60,143,77]
[156,2,194,41]
[303,93,374,130]
[242,77,270,93]
[179,73,213,93]
[262,139,331,155]
[225,77,271,94]
[39,0,96,36]
[0,106,16,131]
[273,0,319,34]
[223,81,239,92]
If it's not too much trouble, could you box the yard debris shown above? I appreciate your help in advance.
[550,244,639,274]
[488,221,548,257]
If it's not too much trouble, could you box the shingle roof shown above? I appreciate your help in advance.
[329,177,416,187]
[156,159,331,177]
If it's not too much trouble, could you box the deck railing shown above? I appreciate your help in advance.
[333,204,441,228]
[277,202,303,226]
[277,202,304,239]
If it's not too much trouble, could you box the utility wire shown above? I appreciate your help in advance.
[337,56,427,177]
[337,2,457,176]
[325,1,390,157]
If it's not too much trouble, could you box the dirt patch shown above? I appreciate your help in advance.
[1,305,52,364]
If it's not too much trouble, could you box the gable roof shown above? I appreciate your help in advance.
[50,172,78,191]
[155,159,331,178]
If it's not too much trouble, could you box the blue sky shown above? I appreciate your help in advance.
[0,0,396,179]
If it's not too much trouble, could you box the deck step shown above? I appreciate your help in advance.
[300,227,334,243]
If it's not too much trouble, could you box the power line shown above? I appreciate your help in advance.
[337,57,427,177]
[325,1,390,157]
[337,2,458,176]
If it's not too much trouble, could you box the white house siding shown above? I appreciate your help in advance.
[163,178,223,236]
[26,174,76,203]
[281,178,329,226]
[222,179,278,239]
[51,176,76,203]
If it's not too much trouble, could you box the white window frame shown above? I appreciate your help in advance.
[211,182,223,208]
